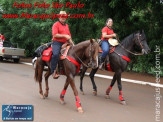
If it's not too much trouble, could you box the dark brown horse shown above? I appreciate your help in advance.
[34,39,99,113]
[79,30,150,105]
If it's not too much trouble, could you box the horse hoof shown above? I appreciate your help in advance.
[80,91,84,95]
[60,99,65,105]
[44,93,48,98]
[77,107,84,113]
[120,100,126,105]
[105,95,110,99]
[40,94,45,99]
[93,90,97,96]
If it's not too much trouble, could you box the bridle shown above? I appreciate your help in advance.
[117,33,146,56]
[88,42,94,66]
[74,42,96,68]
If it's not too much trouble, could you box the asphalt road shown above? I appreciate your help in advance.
[0,60,162,122]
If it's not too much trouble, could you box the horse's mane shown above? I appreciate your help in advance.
[73,40,91,50]
[75,40,90,47]
[120,33,134,47]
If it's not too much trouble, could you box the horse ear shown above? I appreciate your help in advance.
[90,38,94,43]
[142,29,144,33]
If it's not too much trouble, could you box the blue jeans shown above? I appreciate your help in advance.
[51,41,63,73]
[101,40,109,59]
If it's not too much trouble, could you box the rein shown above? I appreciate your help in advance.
[119,44,144,56]
[116,35,145,56]
[74,53,89,68]
[74,42,93,68]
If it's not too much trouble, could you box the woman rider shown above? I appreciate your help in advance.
[99,18,117,69]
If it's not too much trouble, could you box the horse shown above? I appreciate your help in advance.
[79,30,151,105]
[34,39,99,113]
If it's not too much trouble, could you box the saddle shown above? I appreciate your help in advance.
[98,38,119,54]
[42,47,52,61]
[33,42,52,58]
[42,42,71,62]
[98,39,119,71]
[99,46,115,54]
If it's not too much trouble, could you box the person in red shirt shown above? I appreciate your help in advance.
[51,11,74,79]
[0,33,5,41]
[0,38,3,47]
[99,18,117,69]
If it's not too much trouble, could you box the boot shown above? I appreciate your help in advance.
[52,69,60,79]
[99,57,105,70]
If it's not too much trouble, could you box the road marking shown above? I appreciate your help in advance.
[21,62,32,66]
[85,73,163,88]
[21,62,163,88]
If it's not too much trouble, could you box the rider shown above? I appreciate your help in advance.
[51,11,74,79]
[99,18,117,69]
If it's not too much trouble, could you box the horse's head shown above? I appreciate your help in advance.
[86,39,99,69]
[134,30,151,54]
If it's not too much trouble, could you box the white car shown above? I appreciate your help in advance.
[0,41,25,63]
[32,57,48,70]
[32,57,37,69]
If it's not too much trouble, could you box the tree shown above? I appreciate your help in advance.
[0,0,162,75]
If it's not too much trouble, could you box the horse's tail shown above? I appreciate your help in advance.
[34,59,39,82]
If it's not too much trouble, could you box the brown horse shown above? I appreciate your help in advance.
[34,39,99,113]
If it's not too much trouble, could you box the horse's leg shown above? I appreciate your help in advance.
[79,66,87,95]
[116,71,126,105]
[60,78,69,104]
[89,68,98,96]
[69,76,83,113]
[38,65,44,99]
[44,68,51,98]
[105,74,116,99]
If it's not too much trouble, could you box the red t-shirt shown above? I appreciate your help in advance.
[0,35,5,40]
[52,21,71,43]
[101,26,114,40]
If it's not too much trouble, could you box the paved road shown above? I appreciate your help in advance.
[0,60,162,122]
